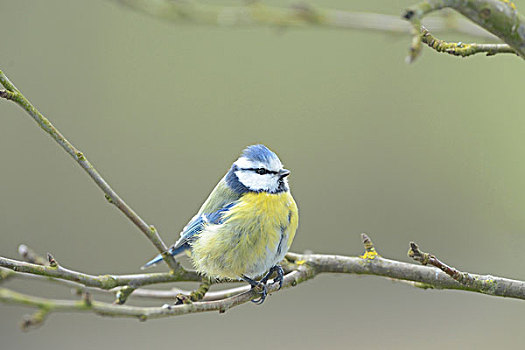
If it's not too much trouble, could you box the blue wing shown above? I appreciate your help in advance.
[140,202,235,269]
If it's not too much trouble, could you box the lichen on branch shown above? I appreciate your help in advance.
[403,0,525,61]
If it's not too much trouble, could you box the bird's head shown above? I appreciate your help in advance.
[226,144,291,194]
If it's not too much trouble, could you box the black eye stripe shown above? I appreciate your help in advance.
[241,168,278,175]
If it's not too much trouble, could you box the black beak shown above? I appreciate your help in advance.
[279,169,290,178]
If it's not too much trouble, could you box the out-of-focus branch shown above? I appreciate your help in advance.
[113,0,525,61]
[18,245,48,266]
[403,0,525,61]
[114,0,497,39]
[0,70,180,272]
[0,268,16,283]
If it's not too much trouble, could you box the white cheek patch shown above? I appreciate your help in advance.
[235,170,279,192]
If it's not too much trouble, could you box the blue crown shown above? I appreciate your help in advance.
[242,144,279,164]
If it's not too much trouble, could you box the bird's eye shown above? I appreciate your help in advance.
[255,168,268,175]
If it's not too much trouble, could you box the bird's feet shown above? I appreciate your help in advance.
[242,265,284,305]
[241,275,269,305]
[260,265,284,290]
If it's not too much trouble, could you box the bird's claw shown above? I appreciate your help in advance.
[260,265,284,289]
[242,275,269,304]
[243,265,284,304]
[272,265,284,290]
[250,282,268,305]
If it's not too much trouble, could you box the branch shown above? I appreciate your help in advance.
[3,234,525,330]
[288,238,525,300]
[403,0,525,61]
[407,242,518,294]
[113,0,498,39]
[129,285,252,302]
[7,243,291,302]
[420,25,517,56]
[0,264,312,325]
[113,0,525,61]
[0,254,199,290]
[0,70,179,272]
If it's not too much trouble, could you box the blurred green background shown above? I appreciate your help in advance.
[2,0,525,348]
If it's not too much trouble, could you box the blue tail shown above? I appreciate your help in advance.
[140,244,190,270]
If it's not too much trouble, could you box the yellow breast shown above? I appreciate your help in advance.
[227,191,298,248]
[191,191,298,279]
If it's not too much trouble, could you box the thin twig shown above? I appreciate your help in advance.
[127,285,251,301]
[0,70,179,271]
[408,242,510,294]
[8,268,249,302]
[0,255,199,290]
[420,26,517,57]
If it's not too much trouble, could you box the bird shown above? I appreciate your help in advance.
[142,144,298,304]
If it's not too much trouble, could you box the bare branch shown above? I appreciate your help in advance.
[0,255,199,290]
[0,249,522,326]
[6,265,250,302]
[0,265,314,322]
[407,242,521,295]
[3,234,525,330]
[128,285,252,302]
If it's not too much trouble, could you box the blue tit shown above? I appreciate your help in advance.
[142,144,298,304]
